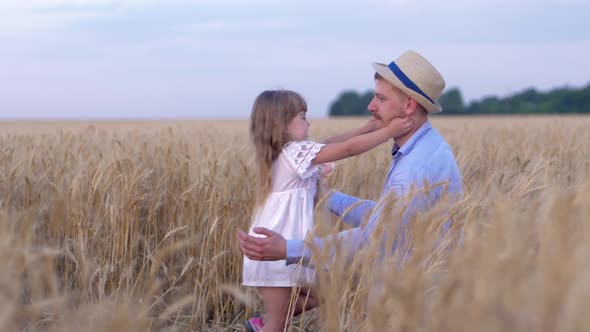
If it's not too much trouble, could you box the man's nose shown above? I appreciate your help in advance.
[367,98,377,113]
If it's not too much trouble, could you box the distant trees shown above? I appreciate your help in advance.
[438,88,464,114]
[328,91,374,116]
[328,83,590,116]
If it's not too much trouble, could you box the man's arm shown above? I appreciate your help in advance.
[285,225,370,266]
[239,199,393,268]
[239,185,409,267]
[238,222,371,268]
[286,181,434,267]
[317,177,376,227]
[328,191,376,227]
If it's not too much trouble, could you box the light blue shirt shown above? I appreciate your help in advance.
[286,120,463,266]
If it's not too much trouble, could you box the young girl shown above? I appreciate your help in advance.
[243,90,411,332]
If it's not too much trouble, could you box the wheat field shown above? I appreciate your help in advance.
[0,116,588,331]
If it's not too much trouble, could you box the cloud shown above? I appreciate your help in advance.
[0,0,277,10]
[176,17,295,35]
[0,0,279,37]
[0,1,114,37]
[377,0,528,7]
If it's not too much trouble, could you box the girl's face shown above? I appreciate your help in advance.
[287,111,310,141]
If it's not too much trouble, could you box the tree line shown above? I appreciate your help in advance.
[328,82,590,116]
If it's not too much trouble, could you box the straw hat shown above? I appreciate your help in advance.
[372,50,446,113]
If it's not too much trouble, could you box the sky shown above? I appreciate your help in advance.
[1,0,589,119]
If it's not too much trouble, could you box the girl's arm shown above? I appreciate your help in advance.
[320,118,382,144]
[311,117,412,165]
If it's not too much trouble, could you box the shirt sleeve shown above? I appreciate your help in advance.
[286,215,384,268]
[328,191,376,227]
[283,141,325,179]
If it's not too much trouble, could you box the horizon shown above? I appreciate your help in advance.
[1,82,589,121]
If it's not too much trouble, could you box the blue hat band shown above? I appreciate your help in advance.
[387,61,435,105]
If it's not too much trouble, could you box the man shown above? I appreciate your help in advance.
[238,50,463,273]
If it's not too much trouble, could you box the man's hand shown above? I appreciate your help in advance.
[237,227,287,261]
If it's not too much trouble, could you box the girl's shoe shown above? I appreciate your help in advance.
[244,314,264,332]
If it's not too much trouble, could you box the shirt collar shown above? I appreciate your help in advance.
[392,120,432,157]
[391,143,400,157]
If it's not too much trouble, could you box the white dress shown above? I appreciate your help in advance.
[242,140,324,287]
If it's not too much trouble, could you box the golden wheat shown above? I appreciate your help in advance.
[0,116,588,331]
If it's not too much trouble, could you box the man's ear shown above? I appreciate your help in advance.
[404,98,419,116]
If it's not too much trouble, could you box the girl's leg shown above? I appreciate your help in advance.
[259,287,293,332]
[292,287,318,316]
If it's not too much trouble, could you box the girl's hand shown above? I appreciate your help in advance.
[317,163,335,201]
[386,117,413,137]
[319,162,335,179]
[362,116,384,133]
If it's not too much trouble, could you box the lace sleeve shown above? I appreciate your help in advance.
[284,141,326,179]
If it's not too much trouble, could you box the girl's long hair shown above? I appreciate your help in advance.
[250,90,307,206]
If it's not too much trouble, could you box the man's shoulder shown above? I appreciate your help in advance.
[408,129,454,165]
